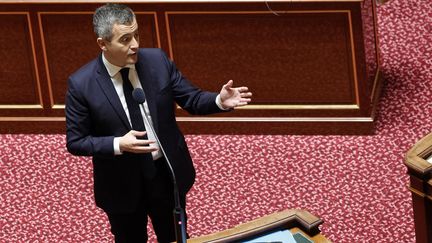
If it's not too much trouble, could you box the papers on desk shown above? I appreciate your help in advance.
[242,229,296,243]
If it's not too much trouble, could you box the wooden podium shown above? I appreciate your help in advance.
[405,133,432,243]
[188,209,330,242]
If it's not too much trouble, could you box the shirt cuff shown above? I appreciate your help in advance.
[216,94,229,110]
[113,137,122,155]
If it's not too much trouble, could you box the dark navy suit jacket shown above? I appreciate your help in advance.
[65,48,223,213]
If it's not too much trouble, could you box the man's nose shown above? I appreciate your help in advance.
[130,37,139,49]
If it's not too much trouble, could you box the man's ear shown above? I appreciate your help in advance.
[97,37,108,51]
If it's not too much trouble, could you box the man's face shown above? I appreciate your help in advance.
[99,18,139,67]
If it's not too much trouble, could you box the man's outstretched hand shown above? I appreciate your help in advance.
[219,80,252,109]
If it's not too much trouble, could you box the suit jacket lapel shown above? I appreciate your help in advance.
[95,55,132,130]
[135,58,159,134]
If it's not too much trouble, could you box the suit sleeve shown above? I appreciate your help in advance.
[160,51,224,115]
[65,76,114,156]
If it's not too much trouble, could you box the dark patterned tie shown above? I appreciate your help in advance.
[120,68,156,179]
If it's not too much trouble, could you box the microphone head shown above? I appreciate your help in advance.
[132,88,146,104]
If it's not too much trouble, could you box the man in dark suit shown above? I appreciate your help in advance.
[65,3,252,243]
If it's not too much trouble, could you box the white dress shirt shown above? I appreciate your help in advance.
[102,54,162,160]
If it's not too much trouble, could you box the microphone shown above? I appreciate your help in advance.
[132,88,146,104]
[132,88,187,243]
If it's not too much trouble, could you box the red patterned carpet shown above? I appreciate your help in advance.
[1,0,431,242]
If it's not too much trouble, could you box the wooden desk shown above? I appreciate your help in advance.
[0,0,385,134]
[405,133,432,243]
[189,209,330,242]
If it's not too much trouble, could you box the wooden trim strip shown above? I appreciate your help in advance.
[0,117,65,121]
[176,116,373,122]
[0,0,364,3]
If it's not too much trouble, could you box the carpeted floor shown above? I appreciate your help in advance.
[1,0,431,242]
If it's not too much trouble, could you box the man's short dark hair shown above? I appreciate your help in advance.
[93,3,135,41]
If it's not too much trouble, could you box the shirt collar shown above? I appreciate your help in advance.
[102,53,135,78]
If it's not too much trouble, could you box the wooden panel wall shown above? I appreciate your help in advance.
[0,12,40,107]
[0,1,382,134]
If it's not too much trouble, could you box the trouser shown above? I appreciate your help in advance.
[106,158,187,243]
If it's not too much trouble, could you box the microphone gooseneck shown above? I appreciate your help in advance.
[132,88,187,243]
